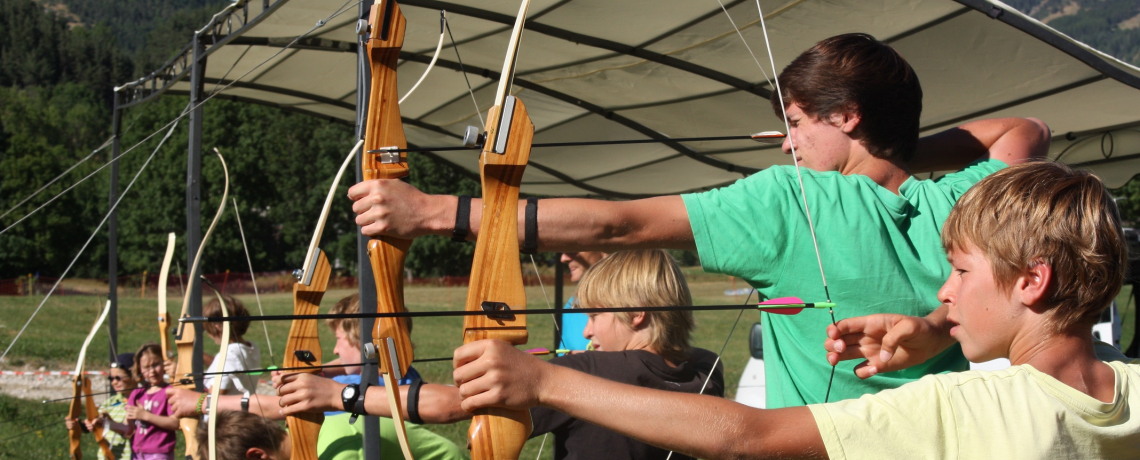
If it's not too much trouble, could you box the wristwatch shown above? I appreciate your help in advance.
[341,384,361,413]
[341,383,369,424]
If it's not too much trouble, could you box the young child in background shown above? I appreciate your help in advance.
[64,352,138,460]
[202,296,260,395]
[279,250,721,460]
[127,344,178,460]
[195,411,289,460]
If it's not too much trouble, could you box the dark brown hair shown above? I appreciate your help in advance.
[203,295,250,341]
[196,410,287,460]
[772,33,922,161]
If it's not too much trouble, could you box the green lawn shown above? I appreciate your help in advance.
[1,280,1134,459]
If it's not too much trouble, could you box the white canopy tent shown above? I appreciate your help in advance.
[115,0,1140,197]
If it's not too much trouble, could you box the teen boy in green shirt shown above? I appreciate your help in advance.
[452,161,1140,459]
[348,33,1049,407]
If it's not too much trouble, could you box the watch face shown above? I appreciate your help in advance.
[343,385,357,399]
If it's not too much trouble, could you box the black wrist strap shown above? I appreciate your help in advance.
[406,378,425,424]
[522,197,538,255]
[452,195,472,242]
[240,392,250,412]
[349,382,369,425]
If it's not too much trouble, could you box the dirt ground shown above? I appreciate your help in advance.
[0,372,275,403]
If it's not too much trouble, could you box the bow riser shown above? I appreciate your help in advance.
[284,250,331,460]
[67,376,86,459]
[463,97,534,460]
[365,2,418,458]
[364,0,414,372]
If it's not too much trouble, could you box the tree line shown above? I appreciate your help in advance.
[0,0,482,280]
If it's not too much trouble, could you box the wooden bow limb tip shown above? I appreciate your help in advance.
[463,1,535,458]
[363,1,416,458]
[69,300,115,460]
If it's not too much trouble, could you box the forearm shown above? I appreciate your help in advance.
[215,394,284,420]
[359,384,470,424]
[105,419,130,435]
[909,117,1049,173]
[438,195,694,252]
[536,364,824,459]
[143,413,181,432]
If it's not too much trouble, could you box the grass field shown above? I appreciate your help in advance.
[1,273,1134,459]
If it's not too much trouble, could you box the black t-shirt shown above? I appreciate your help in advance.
[530,348,724,460]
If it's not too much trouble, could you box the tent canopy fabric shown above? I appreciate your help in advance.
[117,0,1140,194]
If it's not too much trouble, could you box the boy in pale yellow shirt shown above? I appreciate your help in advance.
[450,161,1140,459]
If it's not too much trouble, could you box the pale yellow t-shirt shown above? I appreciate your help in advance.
[809,361,1140,459]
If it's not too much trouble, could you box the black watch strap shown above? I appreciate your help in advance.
[452,195,472,242]
[522,197,538,255]
[240,392,250,412]
[349,382,370,425]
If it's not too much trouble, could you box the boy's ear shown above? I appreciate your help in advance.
[831,105,862,134]
[1014,259,1053,307]
[628,311,648,329]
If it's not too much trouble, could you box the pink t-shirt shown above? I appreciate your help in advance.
[128,386,176,454]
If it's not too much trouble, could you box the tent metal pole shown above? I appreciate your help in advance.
[356,3,382,458]
[108,91,122,370]
[186,33,207,390]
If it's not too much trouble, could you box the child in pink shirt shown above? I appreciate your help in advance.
[126,344,178,460]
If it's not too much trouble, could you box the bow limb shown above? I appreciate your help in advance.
[203,285,231,460]
[363,1,416,457]
[156,232,201,459]
[463,2,535,458]
[69,301,113,460]
[283,250,331,460]
[170,148,228,460]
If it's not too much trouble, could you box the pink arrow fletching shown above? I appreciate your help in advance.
[757,296,805,315]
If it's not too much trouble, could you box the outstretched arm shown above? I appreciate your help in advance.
[347,180,694,252]
[454,340,827,460]
[276,373,470,424]
[909,117,1050,173]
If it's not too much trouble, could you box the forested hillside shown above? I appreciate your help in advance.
[0,0,478,280]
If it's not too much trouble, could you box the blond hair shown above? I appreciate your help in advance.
[575,250,694,362]
[327,293,360,347]
[325,293,412,348]
[942,161,1127,333]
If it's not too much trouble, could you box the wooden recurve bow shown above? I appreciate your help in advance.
[462,1,535,458]
[363,0,416,457]
[68,300,116,460]
[156,231,200,460]
[173,148,228,460]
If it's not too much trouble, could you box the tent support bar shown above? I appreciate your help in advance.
[108,91,122,372]
[186,34,207,390]
[400,0,772,98]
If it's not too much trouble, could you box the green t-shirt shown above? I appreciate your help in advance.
[682,159,1005,408]
[316,413,467,460]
